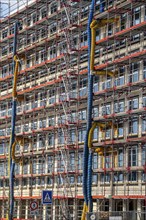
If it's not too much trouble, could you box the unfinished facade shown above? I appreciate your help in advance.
[0,0,146,219]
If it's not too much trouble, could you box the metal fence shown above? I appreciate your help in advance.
[87,211,146,220]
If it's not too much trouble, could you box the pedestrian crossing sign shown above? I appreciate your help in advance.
[42,190,52,205]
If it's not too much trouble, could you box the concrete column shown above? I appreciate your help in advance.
[111,199,115,212]
[138,170,142,195]
[2,201,4,218]
[123,199,127,211]
[17,201,20,219]
[96,199,100,219]
[137,199,142,220]
[96,199,100,212]
[109,199,113,213]
[25,200,29,219]
[123,200,127,220]
[110,172,114,196]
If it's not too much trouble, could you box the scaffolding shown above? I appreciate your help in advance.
[0,0,146,220]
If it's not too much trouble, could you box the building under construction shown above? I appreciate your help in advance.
[0,0,146,219]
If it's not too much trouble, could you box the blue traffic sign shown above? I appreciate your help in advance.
[42,190,52,205]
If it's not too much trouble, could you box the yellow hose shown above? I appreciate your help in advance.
[114,153,118,168]
[8,55,19,174]
[17,95,24,102]
[11,138,23,164]
[83,17,119,219]
[16,137,24,145]
[95,70,118,77]
[12,141,21,163]
[90,27,96,71]
[99,122,113,130]
[100,18,119,26]
[90,18,119,29]
[81,202,88,220]
[88,122,113,153]
[95,148,103,153]
[88,122,98,149]
[98,152,104,156]
[8,135,13,177]
[12,55,19,98]
[90,19,97,28]
[90,18,119,71]
[114,127,118,137]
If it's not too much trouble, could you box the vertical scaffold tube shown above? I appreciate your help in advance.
[8,22,18,220]
[82,0,95,219]
[100,0,105,12]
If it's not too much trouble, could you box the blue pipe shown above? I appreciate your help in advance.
[87,151,93,212]
[9,100,16,220]
[9,162,15,220]
[83,0,95,206]
[13,22,18,55]
[86,74,94,209]
[9,100,17,220]
[9,22,18,220]
[87,0,95,80]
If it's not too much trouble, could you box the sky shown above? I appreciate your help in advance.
[0,0,35,18]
